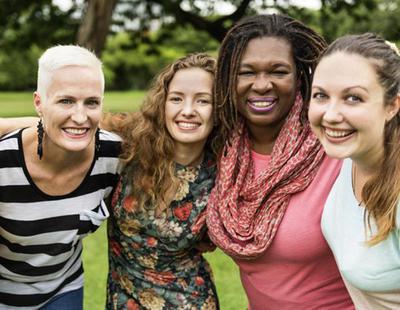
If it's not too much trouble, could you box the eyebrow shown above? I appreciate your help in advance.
[55,95,101,100]
[239,62,292,68]
[312,85,369,92]
[167,91,212,96]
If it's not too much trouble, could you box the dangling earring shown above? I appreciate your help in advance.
[37,118,44,160]
[94,128,100,160]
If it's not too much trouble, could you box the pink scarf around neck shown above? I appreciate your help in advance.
[206,94,325,259]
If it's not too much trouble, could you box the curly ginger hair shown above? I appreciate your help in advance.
[105,53,217,211]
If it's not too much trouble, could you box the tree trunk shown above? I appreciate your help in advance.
[77,0,118,56]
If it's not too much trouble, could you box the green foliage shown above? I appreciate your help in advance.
[102,32,182,90]
[155,24,219,54]
[0,1,78,50]
[0,46,42,91]
[1,0,399,91]
[102,26,219,90]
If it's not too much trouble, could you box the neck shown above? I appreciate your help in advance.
[352,158,381,203]
[353,143,383,178]
[174,142,205,167]
[247,121,284,155]
[25,127,94,172]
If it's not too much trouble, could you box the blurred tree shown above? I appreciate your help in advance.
[0,0,399,90]
[76,0,252,55]
[2,0,399,55]
[0,0,79,50]
[77,0,118,55]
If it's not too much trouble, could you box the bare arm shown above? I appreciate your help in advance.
[0,117,39,137]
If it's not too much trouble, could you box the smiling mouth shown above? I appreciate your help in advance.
[247,98,277,112]
[324,128,355,139]
[176,121,200,130]
[63,128,90,136]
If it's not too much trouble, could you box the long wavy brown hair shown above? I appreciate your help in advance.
[321,33,400,245]
[105,53,217,212]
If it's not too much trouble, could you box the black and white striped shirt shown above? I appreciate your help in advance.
[0,129,121,309]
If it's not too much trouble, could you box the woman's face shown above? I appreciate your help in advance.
[165,67,214,150]
[35,65,103,154]
[236,36,297,131]
[309,52,399,166]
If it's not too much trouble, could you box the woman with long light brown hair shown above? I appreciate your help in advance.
[309,33,400,308]
[104,53,219,309]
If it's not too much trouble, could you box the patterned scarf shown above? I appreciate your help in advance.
[207,94,325,259]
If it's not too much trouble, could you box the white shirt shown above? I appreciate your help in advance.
[322,158,400,309]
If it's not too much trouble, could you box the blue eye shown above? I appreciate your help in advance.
[169,97,182,103]
[198,98,211,105]
[346,95,362,103]
[59,98,73,104]
[312,92,327,101]
[86,99,100,106]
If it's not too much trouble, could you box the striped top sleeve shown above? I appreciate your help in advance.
[0,129,121,309]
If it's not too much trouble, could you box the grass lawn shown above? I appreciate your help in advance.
[0,91,247,309]
[0,90,145,117]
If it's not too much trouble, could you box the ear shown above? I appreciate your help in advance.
[33,92,43,117]
[386,93,400,122]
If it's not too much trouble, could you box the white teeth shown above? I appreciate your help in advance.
[177,122,199,129]
[250,101,274,107]
[325,128,353,138]
[64,128,87,135]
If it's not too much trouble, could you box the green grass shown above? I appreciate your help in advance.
[0,91,145,117]
[0,91,247,309]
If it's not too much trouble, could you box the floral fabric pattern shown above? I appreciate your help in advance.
[106,153,218,310]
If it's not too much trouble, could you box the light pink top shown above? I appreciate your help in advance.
[235,153,354,310]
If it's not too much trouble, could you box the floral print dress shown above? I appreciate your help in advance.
[106,153,219,310]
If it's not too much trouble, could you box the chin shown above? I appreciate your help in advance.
[63,141,93,153]
[323,149,349,160]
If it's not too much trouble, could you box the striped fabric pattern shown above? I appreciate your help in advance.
[0,129,121,309]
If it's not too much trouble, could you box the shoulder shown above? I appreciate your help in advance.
[0,128,22,142]
[99,129,122,142]
[318,155,343,176]
[309,155,343,191]
[0,130,23,175]
[98,129,122,159]
[0,129,22,154]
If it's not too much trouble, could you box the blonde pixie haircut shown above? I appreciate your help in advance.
[37,45,105,98]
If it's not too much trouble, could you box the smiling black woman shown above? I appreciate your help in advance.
[206,14,354,309]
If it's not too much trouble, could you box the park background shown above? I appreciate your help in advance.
[0,1,399,309]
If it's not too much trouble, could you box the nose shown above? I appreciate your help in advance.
[252,73,273,94]
[181,99,195,117]
[323,101,343,123]
[71,103,88,124]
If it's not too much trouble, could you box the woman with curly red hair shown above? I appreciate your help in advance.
[104,53,219,309]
